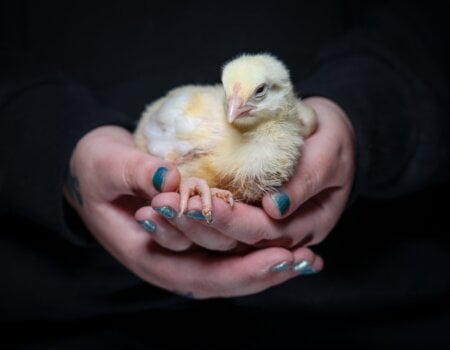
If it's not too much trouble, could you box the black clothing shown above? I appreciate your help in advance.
[1,1,449,348]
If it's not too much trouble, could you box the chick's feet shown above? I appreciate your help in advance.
[178,178,234,224]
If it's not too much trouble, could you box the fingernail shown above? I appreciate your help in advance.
[138,219,156,233]
[152,166,167,192]
[154,206,176,219]
[185,210,205,221]
[293,260,318,275]
[271,261,292,272]
[271,190,290,216]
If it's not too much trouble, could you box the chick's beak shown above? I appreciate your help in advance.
[227,95,254,124]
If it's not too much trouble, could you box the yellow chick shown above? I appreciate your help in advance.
[134,53,316,223]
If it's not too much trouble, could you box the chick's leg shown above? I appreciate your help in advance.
[178,178,233,224]
[211,188,234,208]
[179,178,213,223]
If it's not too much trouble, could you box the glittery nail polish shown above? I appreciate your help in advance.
[138,219,156,233]
[152,166,167,192]
[154,206,176,219]
[293,260,318,275]
[185,210,205,221]
[271,261,292,272]
[271,190,290,216]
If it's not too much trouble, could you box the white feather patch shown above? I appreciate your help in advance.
[141,90,198,159]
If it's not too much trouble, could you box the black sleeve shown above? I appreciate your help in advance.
[0,69,132,245]
[299,1,450,199]
[0,2,134,245]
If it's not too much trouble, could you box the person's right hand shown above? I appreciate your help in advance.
[64,125,308,299]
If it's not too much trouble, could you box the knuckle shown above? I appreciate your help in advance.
[157,235,192,252]
[170,241,193,252]
[244,227,273,245]
[123,154,150,190]
[122,157,137,190]
[304,169,320,193]
[196,237,236,252]
[215,239,238,252]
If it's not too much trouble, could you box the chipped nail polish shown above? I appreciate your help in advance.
[271,190,290,216]
[154,206,176,219]
[293,260,318,275]
[138,219,156,233]
[152,166,167,192]
[271,261,292,272]
[185,210,205,221]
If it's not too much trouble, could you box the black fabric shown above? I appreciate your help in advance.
[1,1,449,348]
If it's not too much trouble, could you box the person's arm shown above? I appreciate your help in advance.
[0,73,132,245]
[299,1,450,199]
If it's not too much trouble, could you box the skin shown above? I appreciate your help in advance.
[64,96,354,299]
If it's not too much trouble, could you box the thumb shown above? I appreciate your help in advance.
[261,97,353,220]
[101,127,181,198]
[261,132,328,219]
[72,126,180,201]
[118,148,180,198]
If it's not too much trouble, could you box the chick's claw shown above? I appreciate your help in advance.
[211,188,235,208]
[178,178,234,225]
[202,209,213,225]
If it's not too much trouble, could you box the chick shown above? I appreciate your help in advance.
[134,53,316,223]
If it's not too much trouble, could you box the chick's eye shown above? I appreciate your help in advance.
[254,84,268,99]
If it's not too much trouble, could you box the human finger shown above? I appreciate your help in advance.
[87,202,299,299]
[199,187,345,248]
[262,98,355,219]
[111,149,180,199]
[139,244,298,299]
[134,205,193,252]
[72,126,180,202]
[151,192,239,251]
[290,245,324,275]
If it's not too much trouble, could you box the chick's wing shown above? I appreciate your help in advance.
[135,85,226,164]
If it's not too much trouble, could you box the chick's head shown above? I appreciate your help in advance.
[221,53,294,128]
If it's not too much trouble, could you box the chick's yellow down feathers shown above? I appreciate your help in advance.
[134,53,316,221]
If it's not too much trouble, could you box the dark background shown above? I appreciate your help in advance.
[1,1,449,348]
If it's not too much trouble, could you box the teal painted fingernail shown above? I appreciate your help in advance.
[293,260,318,275]
[152,166,167,192]
[154,206,176,219]
[185,210,205,221]
[271,190,290,215]
[271,261,292,272]
[138,219,156,233]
